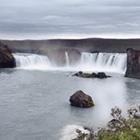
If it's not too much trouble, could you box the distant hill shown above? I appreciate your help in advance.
[1,38,140,54]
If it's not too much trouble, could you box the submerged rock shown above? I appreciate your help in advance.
[125,48,140,79]
[73,71,110,79]
[0,42,16,68]
[69,90,94,108]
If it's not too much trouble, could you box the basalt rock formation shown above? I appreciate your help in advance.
[69,90,94,108]
[0,42,16,68]
[125,48,140,79]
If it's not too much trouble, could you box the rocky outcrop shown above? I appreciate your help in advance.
[69,90,94,108]
[96,72,110,79]
[46,48,81,66]
[125,48,140,79]
[0,42,16,68]
[73,71,111,79]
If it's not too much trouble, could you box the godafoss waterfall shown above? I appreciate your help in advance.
[13,52,127,74]
[1,0,140,138]
[0,46,139,140]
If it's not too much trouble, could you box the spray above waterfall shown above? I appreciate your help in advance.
[13,52,127,74]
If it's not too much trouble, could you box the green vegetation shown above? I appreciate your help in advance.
[74,71,97,78]
[98,119,140,140]
[73,106,140,140]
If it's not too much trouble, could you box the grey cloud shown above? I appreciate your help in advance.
[0,0,140,39]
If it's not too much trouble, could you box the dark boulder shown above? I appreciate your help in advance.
[125,48,140,79]
[73,71,83,77]
[96,72,109,79]
[0,42,16,68]
[69,90,94,108]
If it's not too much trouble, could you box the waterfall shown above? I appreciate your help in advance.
[65,51,70,67]
[13,52,127,73]
[80,52,127,73]
[14,53,51,70]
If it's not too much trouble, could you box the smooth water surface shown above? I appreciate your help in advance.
[0,70,139,140]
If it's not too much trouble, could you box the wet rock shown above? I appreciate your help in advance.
[74,71,83,77]
[73,71,110,79]
[0,42,16,68]
[125,48,140,79]
[96,72,109,79]
[46,48,81,66]
[69,90,94,108]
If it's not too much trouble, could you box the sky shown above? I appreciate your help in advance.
[0,0,140,39]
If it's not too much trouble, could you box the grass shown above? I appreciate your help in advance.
[98,119,140,140]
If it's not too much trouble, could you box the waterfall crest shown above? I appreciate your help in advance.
[14,53,51,70]
[80,52,127,73]
[13,52,127,73]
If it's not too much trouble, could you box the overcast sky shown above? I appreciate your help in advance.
[0,0,140,39]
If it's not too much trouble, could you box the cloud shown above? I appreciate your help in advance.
[0,0,140,39]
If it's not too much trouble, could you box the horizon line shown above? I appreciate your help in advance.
[1,34,140,40]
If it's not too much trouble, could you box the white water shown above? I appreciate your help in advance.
[61,125,89,140]
[65,51,70,67]
[80,52,127,74]
[13,52,127,74]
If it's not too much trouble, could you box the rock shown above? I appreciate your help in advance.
[69,90,94,108]
[91,72,97,77]
[96,72,109,79]
[134,113,140,119]
[78,72,94,78]
[73,71,97,78]
[73,71,83,77]
[108,119,123,130]
[46,48,81,66]
[0,42,16,68]
[73,71,110,79]
[125,48,140,79]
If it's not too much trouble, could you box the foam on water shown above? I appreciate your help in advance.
[60,125,89,140]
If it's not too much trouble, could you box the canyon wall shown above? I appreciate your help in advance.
[1,38,140,54]
[0,42,16,68]
[125,48,140,79]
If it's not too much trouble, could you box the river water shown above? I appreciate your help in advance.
[0,69,139,140]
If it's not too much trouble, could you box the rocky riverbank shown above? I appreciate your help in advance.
[125,48,140,79]
[0,42,16,68]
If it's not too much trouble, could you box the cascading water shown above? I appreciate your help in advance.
[65,51,70,67]
[14,53,51,70]
[13,52,127,74]
[80,52,127,74]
